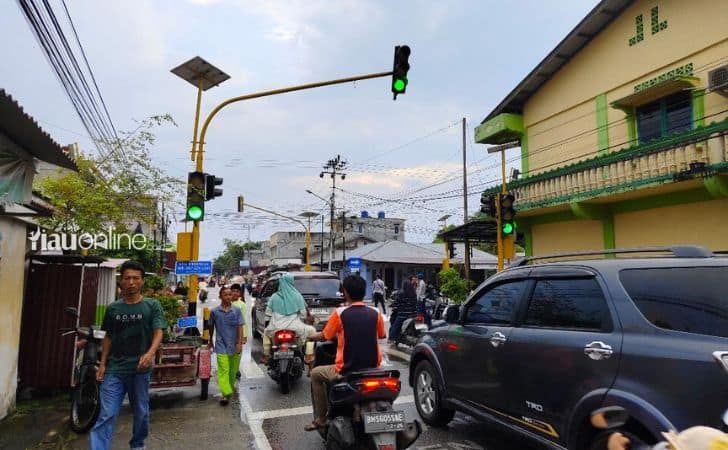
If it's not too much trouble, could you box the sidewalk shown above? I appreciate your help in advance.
[0,375,254,450]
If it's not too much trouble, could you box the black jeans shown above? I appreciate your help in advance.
[373,292,386,314]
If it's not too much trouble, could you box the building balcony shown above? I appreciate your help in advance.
[484,119,728,212]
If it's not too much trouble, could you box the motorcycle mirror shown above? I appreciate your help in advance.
[590,406,629,430]
[64,306,79,317]
[444,306,459,324]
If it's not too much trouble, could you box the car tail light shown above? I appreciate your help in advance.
[357,378,400,395]
[275,330,296,343]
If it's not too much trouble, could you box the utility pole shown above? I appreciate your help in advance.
[320,215,325,271]
[462,117,470,284]
[320,155,346,271]
[341,211,346,267]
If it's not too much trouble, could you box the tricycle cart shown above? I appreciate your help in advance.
[152,335,212,400]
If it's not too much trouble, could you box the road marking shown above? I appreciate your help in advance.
[246,394,415,422]
[238,388,272,450]
[241,346,265,379]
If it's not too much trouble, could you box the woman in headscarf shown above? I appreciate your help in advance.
[388,277,418,343]
[262,273,316,365]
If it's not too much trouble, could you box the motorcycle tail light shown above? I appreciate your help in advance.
[358,378,400,395]
[378,446,395,450]
[275,330,296,343]
[416,315,424,322]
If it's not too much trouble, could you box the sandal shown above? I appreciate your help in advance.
[304,419,327,432]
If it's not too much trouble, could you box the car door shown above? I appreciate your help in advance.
[438,278,531,412]
[255,278,279,331]
[504,269,622,444]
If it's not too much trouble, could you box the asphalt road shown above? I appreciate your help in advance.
[216,290,543,450]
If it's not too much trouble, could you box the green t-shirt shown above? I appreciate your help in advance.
[101,297,167,374]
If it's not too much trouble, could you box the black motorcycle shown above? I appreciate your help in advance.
[311,341,421,449]
[391,310,429,348]
[60,307,105,433]
[268,329,305,394]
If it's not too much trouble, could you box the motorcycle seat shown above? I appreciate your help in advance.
[343,368,400,381]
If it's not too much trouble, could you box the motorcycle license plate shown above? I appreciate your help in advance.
[310,308,331,316]
[273,351,294,360]
[362,410,406,433]
[415,323,428,331]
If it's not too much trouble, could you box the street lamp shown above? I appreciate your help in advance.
[306,189,330,205]
[299,211,319,272]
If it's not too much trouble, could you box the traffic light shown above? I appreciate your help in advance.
[205,173,223,201]
[186,171,206,221]
[447,241,457,258]
[299,248,308,264]
[480,193,496,217]
[499,192,516,236]
[237,195,244,213]
[391,45,411,100]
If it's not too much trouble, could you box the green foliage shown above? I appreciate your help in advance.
[213,239,263,274]
[143,274,165,292]
[438,268,470,304]
[153,294,186,341]
[432,224,456,243]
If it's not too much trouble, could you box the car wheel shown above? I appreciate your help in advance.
[413,360,454,427]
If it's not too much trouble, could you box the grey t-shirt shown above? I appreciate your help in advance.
[210,306,245,355]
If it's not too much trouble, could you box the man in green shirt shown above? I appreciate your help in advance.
[90,261,166,450]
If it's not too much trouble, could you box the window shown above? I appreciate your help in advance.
[620,267,728,338]
[394,225,400,234]
[524,278,609,331]
[358,224,363,233]
[637,91,692,144]
[294,277,341,298]
[466,280,528,325]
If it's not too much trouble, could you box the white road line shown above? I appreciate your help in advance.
[239,388,272,450]
[246,395,415,422]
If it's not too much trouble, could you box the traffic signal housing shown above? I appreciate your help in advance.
[391,45,411,100]
[186,171,206,221]
[480,193,496,217]
[205,174,223,201]
[299,247,308,264]
[237,195,244,213]
[447,241,457,258]
[499,192,516,236]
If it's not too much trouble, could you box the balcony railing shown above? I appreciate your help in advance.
[484,119,728,210]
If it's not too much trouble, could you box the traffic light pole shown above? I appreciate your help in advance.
[188,76,204,317]
[487,141,519,272]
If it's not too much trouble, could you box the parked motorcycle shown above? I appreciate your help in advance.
[589,406,728,450]
[268,329,305,394]
[311,341,421,449]
[60,306,105,433]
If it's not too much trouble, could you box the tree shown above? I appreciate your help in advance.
[213,239,263,274]
[35,115,183,238]
[437,268,470,304]
[432,224,456,243]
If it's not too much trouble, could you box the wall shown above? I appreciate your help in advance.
[615,198,728,250]
[531,219,604,256]
[0,218,27,419]
[523,0,728,175]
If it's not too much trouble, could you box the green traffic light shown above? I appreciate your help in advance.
[393,78,406,92]
[187,206,203,221]
[502,222,514,235]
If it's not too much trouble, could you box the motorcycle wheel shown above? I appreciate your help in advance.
[587,429,651,450]
[70,372,101,433]
[280,371,291,394]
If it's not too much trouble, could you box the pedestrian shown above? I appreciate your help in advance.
[90,260,167,450]
[209,286,245,405]
[388,278,417,343]
[416,273,427,301]
[198,277,208,303]
[304,275,386,431]
[372,274,387,315]
[230,283,248,380]
[173,281,188,300]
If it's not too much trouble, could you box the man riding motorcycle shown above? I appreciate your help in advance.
[304,275,387,432]
[262,273,316,366]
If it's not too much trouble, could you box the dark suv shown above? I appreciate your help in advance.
[251,271,343,336]
[409,246,728,450]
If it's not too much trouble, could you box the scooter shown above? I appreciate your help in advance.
[268,329,305,394]
[311,341,422,449]
[60,306,105,433]
[392,311,428,348]
[589,406,728,450]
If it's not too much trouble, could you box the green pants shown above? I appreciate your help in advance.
[216,353,241,397]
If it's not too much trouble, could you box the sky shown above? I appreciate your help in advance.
[2,0,600,260]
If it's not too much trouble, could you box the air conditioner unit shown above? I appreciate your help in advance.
[708,64,728,97]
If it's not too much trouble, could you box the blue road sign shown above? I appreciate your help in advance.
[177,316,198,329]
[347,257,362,268]
[175,261,213,275]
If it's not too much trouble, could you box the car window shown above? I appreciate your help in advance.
[294,277,341,298]
[620,267,728,338]
[465,280,528,325]
[524,278,609,331]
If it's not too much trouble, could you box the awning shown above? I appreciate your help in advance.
[611,76,700,109]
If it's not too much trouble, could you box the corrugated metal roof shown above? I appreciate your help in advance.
[323,240,497,268]
[0,90,77,170]
[481,0,632,123]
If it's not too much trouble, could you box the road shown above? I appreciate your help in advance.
[200,289,541,450]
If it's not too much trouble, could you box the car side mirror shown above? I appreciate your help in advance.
[64,306,79,317]
[444,306,459,324]
[590,406,629,430]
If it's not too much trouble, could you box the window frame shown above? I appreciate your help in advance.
[519,276,613,333]
[463,278,533,326]
[636,90,693,144]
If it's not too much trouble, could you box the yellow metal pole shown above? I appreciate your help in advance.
[497,150,507,272]
[188,77,204,315]
[191,76,203,164]
[196,71,392,166]
[305,224,312,272]
[443,241,450,270]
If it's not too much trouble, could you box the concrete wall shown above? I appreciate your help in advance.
[523,0,728,175]
[0,218,27,419]
[531,219,604,256]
